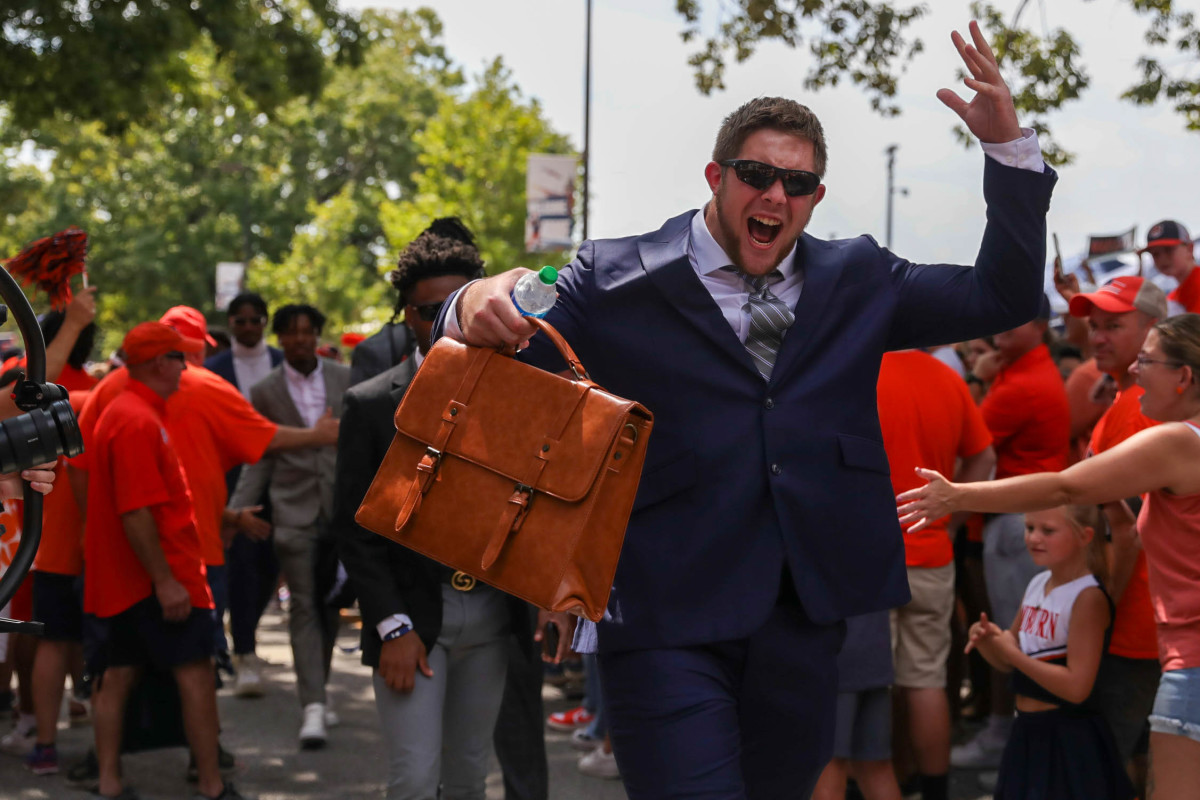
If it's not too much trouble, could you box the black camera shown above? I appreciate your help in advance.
[0,273,86,635]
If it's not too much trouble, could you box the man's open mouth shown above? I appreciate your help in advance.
[747,215,781,247]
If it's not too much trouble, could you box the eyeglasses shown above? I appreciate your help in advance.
[164,351,186,362]
[719,159,822,197]
[1135,355,1182,369]
[232,315,266,326]
[410,301,445,322]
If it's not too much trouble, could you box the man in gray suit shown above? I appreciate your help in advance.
[228,303,351,749]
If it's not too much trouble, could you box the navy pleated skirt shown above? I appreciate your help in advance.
[994,707,1137,800]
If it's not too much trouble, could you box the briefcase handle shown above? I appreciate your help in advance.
[524,317,591,382]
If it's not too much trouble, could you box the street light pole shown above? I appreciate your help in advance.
[885,144,897,249]
[582,0,592,242]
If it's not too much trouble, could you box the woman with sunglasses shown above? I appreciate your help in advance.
[898,313,1200,800]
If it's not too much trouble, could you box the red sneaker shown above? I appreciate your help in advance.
[546,705,595,732]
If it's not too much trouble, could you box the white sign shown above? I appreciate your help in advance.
[215,262,246,313]
[525,154,577,252]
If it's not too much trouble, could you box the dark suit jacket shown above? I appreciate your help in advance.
[349,323,412,386]
[331,359,532,667]
[437,157,1057,654]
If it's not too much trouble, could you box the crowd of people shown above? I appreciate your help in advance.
[0,22,1197,798]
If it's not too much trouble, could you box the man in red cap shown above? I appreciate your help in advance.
[1142,220,1198,314]
[1065,275,1168,793]
[83,322,246,800]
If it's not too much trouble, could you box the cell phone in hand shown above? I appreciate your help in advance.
[1052,233,1065,281]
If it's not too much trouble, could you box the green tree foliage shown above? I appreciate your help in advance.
[379,58,575,279]
[676,0,1199,164]
[0,0,363,134]
[0,8,573,349]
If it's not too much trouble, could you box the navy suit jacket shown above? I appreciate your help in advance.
[204,346,284,393]
[439,157,1056,654]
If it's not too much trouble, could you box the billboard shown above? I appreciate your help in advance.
[525,154,577,252]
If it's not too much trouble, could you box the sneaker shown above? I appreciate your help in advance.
[0,715,36,754]
[193,780,250,799]
[186,743,237,782]
[232,655,265,699]
[577,746,620,780]
[547,705,595,732]
[69,697,92,727]
[24,742,58,775]
[570,728,604,752]
[299,703,327,749]
[66,748,99,786]
[950,726,1007,769]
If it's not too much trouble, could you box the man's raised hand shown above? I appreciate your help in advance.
[937,20,1022,145]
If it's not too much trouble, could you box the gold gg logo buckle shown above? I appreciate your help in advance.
[450,571,476,592]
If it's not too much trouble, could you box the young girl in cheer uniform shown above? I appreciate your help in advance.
[964,504,1135,800]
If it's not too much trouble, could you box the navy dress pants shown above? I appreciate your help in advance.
[599,581,843,799]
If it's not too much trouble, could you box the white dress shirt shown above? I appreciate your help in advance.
[282,358,326,428]
[231,339,274,400]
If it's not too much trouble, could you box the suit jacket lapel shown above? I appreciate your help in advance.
[770,235,844,386]
[270,368,307,428]
[638,213,759,377]
[389,358,416,406]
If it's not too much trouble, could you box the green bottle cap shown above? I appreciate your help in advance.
[538,266,559,285]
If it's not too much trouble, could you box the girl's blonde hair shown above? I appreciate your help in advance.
[1062,504,1109,587]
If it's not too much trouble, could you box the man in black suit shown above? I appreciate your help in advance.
[333,220,570,799]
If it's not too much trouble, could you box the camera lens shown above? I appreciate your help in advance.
[0,399,84,474]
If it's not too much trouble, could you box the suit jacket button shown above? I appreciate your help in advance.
[764,398,775,410]
[770,463,781,476]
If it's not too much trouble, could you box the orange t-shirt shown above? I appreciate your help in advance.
[1064,358,1107,465]
[878,351,993,568]
[72,366,277,566]
[84,379,212,617]
[33,389,91,576]
[980,344,1070,478]
[1168,267,1200,314]
[1089,385,1160,660]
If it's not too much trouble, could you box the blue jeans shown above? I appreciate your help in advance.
[583,653,607,739]
[1150,666,1200,744]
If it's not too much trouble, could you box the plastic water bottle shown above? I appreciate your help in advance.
[511,266,559,318]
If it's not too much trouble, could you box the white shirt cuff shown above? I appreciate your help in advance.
[980,127,1045,173]
[442,280,483,342]
[376,613,414,640]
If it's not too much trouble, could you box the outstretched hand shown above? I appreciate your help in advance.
[965,612,1004,654]
[895,467,959,532]
[937,20,1022,145]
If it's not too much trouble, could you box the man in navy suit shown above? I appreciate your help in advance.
[439,23,1056,799]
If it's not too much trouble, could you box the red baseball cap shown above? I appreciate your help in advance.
[1068,276,1168,319]
[123,322,204,366]
[1142,220,1191,251]
[160,305,216,346]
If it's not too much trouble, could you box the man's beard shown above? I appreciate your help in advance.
[712,189,806,273]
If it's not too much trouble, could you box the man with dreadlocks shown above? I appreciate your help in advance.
[333,219,568,799]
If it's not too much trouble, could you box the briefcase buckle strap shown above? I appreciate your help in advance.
[480,483,534,571]
[394,447,443,531]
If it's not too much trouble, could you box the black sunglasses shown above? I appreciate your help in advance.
[719,159,821,197]
[410,300,445,322]
[232,315,267,326]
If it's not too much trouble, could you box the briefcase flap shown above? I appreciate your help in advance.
[393,336,641,503]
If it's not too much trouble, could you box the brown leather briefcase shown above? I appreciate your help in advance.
[354,318,653,621]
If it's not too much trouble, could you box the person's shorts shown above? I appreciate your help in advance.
[891,563,955,688]
[831,687,892,762]
[983,513,1042,628]
[31,570,83,642]
[104,596,215,671]
[1092,653,1159,759]
[1149,666,1200,744]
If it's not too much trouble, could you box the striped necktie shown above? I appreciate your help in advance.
[729,269,795,379]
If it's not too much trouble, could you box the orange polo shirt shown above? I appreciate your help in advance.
[73,366,277,566]
[1090,385,1160,660]
[980,344,1070,478]
[878,351,993,568]
[1169,267,1200,314]
[84,379,211,617]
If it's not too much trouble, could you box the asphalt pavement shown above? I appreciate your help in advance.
[0,607,992,799]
